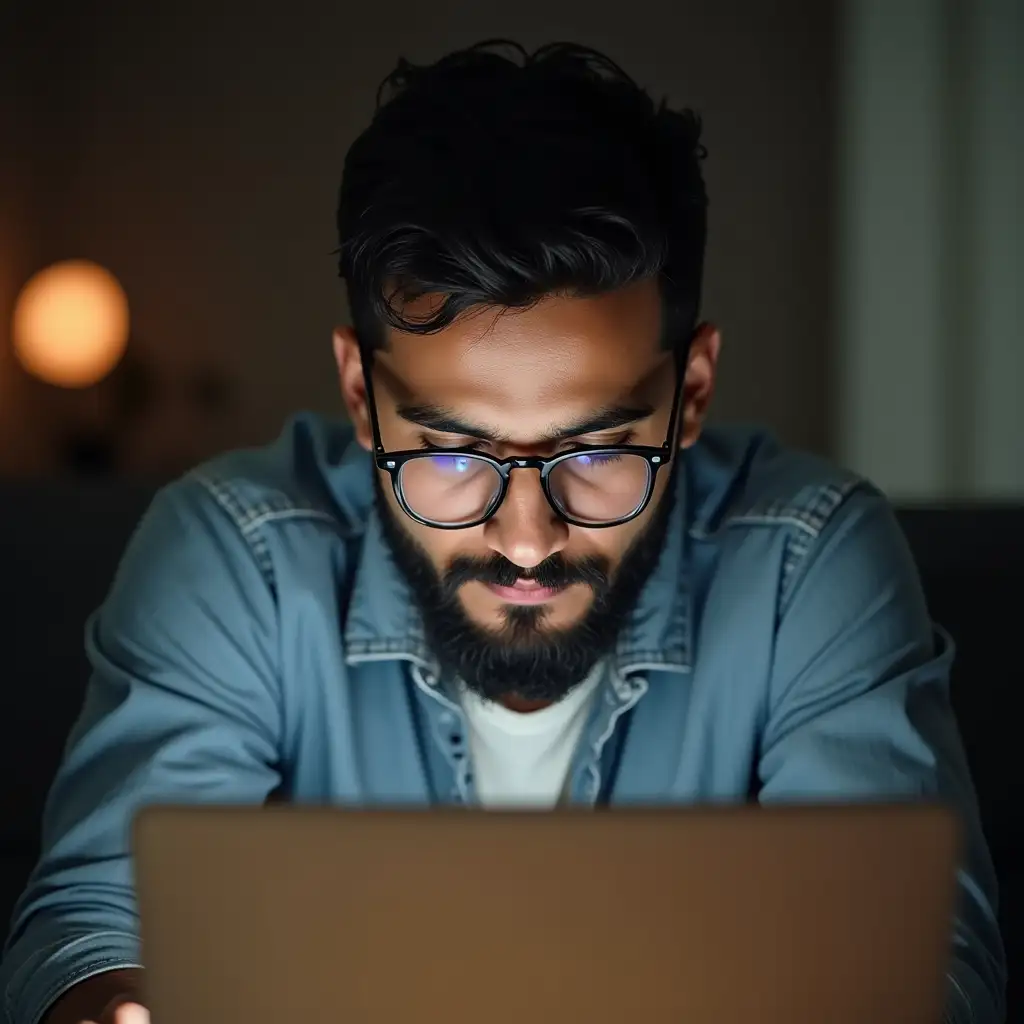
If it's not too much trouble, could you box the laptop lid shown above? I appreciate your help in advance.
[134,803,957,1024]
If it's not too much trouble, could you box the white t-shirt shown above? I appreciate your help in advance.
[460,663,604,808]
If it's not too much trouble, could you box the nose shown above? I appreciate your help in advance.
[483,467,569,569]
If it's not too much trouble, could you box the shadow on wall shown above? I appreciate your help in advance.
[11,351,236,478]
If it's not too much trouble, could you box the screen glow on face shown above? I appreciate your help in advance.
[430,454,475,474]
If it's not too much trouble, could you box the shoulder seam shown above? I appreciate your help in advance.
[190,471,338,593]
[777,479,869,612]
[723,478,866,538]
[191,472,276,590]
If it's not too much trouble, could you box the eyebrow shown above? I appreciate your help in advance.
[395,402,655,443]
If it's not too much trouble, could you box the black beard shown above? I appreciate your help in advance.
[373,468,677,704]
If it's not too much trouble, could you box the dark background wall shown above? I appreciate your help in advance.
[0,0,837,471]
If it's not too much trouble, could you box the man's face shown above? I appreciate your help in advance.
[337,279,719,704]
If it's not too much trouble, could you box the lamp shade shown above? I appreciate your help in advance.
[12,259,130,387]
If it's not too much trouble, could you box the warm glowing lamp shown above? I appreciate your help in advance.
[12,259,129,388]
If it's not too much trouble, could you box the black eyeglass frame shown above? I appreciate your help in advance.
[361,343,688,531]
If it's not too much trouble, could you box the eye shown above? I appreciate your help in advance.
[572,452,624,467]
[417,435,487,453]
[564,431,637,452]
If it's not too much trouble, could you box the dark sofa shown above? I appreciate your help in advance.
[0,483,1020,1013]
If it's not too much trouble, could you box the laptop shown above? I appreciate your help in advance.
[133,803,958,1024]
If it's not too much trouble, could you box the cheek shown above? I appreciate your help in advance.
[411,529,461,573]
[566,522,637,571]
[399,504,483,570]
[380,470,495,571]
[567,476,670,570]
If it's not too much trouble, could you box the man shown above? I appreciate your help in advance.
[0,40,1005,1024]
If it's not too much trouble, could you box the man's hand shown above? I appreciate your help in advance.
[79,1003,149,1024]
[43,969,146,1024]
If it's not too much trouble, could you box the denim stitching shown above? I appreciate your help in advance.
[945,971,975,1024]
[724,482,855,537]
[777,481,864,614]
[192,472,340,594]
[584,670,649,803]
[699,479,863,618]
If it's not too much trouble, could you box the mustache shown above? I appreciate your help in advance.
[442,553,610,594]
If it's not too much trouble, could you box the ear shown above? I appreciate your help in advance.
[332,327,374,451]
[678,322,721,449]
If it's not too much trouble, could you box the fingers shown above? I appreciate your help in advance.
[113,1003,150,1024]
[78,1004,151,1024]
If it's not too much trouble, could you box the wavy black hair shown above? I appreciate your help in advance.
[336,40,707,352]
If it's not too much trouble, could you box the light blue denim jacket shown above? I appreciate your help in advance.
[0,415,1006,1023]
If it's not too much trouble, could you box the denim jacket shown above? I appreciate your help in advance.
[0,415,1006,1023]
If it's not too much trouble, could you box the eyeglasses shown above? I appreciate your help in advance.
[362,347,686,531]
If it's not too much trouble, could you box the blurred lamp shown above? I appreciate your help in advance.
[12,259,129,387]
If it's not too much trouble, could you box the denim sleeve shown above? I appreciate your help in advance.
[758,489,1006,1024]
[0,477,283,1024]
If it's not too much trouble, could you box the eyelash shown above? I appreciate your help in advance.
[417,436,485,453]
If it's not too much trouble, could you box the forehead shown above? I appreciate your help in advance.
[376,280,665,411]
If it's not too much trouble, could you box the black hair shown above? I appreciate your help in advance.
[336,40,707,352]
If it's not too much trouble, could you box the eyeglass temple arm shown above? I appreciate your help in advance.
[359,348,388,455]
[661,343,689,449]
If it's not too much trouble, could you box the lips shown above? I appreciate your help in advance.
[484,579,564,605]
